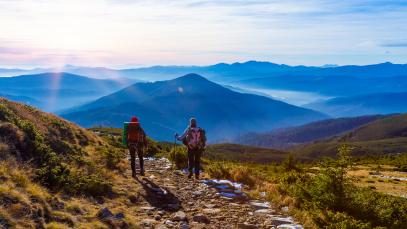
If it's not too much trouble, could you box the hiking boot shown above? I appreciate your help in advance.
[188,173,193,179]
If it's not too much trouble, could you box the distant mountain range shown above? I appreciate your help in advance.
[305,92,407,117]
[62,74,327,141]
[294,113,407,159]
[234,115,387,149]
[0,73,134,112]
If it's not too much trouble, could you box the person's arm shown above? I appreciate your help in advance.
[176,127,189,141]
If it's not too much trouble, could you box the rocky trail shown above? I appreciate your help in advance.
[103,157,304,229]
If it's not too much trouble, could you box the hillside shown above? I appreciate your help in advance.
[234,115,387,149]
[205,144,290,163]
[62,74,327,141]
[305,92,407,117]
[0,73,134,111]
[0,99,307,228]
[295,113,407,158]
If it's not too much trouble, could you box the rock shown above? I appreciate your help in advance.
[97,207,114,220]
[250,201,270,210]
[254,209,271,215]
[115,212,125,220]
[155,214,162,221]
[129,195,139,204]
[140,218,156,227]
[277,224,303,229]
[158,210,165,216]
[202,208,221,214]
[281,206,289,212]
[164,220,175,226]
[192,213,210,224]
[172,211,187,221]
[180,221,189,229]
[238,223,258,229]
[141,206,156,211]
[204,204,217,209]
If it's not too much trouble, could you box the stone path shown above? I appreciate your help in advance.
[129,158,303,229]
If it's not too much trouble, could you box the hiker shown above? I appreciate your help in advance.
[175,118,206,179]
[125,116,148,178]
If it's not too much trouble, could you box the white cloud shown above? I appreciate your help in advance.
[0,0,406,67]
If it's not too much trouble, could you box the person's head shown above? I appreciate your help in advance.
[189,117,197,128]
[130,116,139,123]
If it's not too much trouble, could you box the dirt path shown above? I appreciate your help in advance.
[124,158,303,229]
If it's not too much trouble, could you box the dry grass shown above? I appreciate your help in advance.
[348,165,407,197]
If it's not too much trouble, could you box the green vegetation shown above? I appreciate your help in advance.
[168,146,188,169]
[0,99,115,197]
[204,145,407,228]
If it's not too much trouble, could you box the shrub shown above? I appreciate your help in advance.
[168,147,188,169]
[206,162,231,179]
[99,146,126,169]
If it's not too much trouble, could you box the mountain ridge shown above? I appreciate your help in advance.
[62,74,327,141]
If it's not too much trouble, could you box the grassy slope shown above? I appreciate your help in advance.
[295,113,407,158]
[0,99,150,228]
[205,143,290,163]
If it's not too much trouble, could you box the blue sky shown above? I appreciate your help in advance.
[0,0,406,68]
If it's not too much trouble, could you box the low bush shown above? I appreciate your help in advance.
[168,146,188,169]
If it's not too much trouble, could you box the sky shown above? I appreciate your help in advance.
[0,0,406,68]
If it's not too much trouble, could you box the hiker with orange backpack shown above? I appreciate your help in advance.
[175,118,206,179]
[123,116,148,178]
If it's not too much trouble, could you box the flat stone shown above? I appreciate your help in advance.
[172,211,187,221]
[250,201,270,210]
[141,206,156,211]
[254,209,271,215]
[192,213,210,224]
[202,208,221,214]
[277,224,304,229]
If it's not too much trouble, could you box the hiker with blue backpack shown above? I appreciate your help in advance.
[175,118,207,179]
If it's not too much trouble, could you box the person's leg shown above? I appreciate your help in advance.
[137,146,144,176]
[129,146,136,178]
[195,149,201,179]
[188,148,194,178]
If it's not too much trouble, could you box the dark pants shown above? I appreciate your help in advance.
[129,143,144,174]
[188,148,202,176]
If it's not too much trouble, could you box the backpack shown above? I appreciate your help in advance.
[127,123,145,145]
[186,127,206,150]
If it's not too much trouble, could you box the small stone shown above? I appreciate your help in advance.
[254,209,271,215]
[158,210,165,216]
[192,213,210,224]
[97,207,114,220]
[180,221,189,229]
[202,208,221,214]
[141,206,156,211]
[129,195,139,203]
[172,211,187,221]
[155,214,162,221]
[115,212,125,219]
[164,220,175,226]
[140,218,156,227]
[281,206,289,212]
